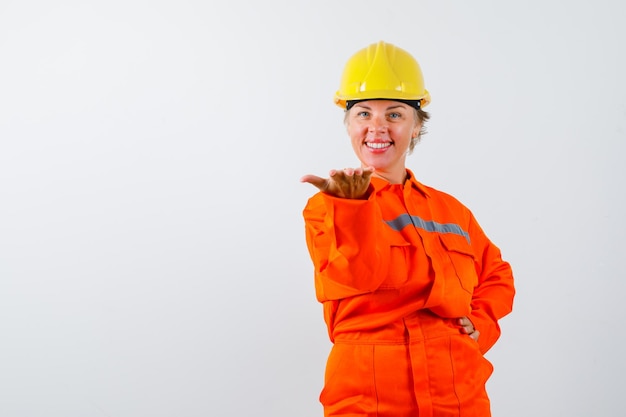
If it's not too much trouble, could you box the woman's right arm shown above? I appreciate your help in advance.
[303,191,390,302]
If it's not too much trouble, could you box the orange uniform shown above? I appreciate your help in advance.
[303,170,515,417]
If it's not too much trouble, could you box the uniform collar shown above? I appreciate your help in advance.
[370,169,431,197]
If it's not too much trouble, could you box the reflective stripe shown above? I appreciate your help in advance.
[385,213,470,243]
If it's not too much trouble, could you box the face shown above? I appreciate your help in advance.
[346,100,421,182]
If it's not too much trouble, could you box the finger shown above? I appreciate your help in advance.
[300,174,321,184]
[300,174,329,191]
[353,166,373,176]
[329,169,342,181]
[457,317,475,334]
[469,329,480,341]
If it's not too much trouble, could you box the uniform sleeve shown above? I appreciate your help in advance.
[467,214,515,354]
[303,188,391,302]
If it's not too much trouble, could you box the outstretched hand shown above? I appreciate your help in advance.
[301,167,375,200]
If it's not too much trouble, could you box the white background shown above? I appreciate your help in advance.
[1,1,624,416]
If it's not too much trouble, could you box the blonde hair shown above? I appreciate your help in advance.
[410,108,430,153]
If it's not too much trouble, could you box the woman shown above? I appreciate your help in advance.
[301,41,515,417]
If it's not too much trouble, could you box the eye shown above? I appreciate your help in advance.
[357,111,370,117]
[388,112,402,119]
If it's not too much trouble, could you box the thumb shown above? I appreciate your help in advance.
[300,174,328,192]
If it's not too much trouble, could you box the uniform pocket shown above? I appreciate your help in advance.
[439,234,478,293]
[319,344,376,411]
[449,335,494,390]
[379,229,411,289]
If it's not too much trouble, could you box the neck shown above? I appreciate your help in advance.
[372,169,407,184]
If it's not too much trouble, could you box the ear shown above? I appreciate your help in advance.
[412,121,422,139]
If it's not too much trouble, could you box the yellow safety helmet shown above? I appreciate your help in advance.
[334,41,431,109]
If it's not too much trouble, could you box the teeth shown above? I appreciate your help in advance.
[366,142,391,149]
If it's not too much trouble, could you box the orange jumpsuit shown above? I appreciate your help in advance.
[303,170,515,417]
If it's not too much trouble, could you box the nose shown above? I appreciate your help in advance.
[368,115,388,134]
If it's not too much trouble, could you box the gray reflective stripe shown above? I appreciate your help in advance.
[385,214,470,243]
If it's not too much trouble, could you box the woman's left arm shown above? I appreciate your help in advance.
[468,217,516,354]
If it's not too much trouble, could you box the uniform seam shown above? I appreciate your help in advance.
[372,344,379,416]
[449,337,462,415]
[334,339,407,346]
[334,332,460,346]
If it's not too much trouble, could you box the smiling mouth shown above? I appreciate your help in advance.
[366,142,392,149]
